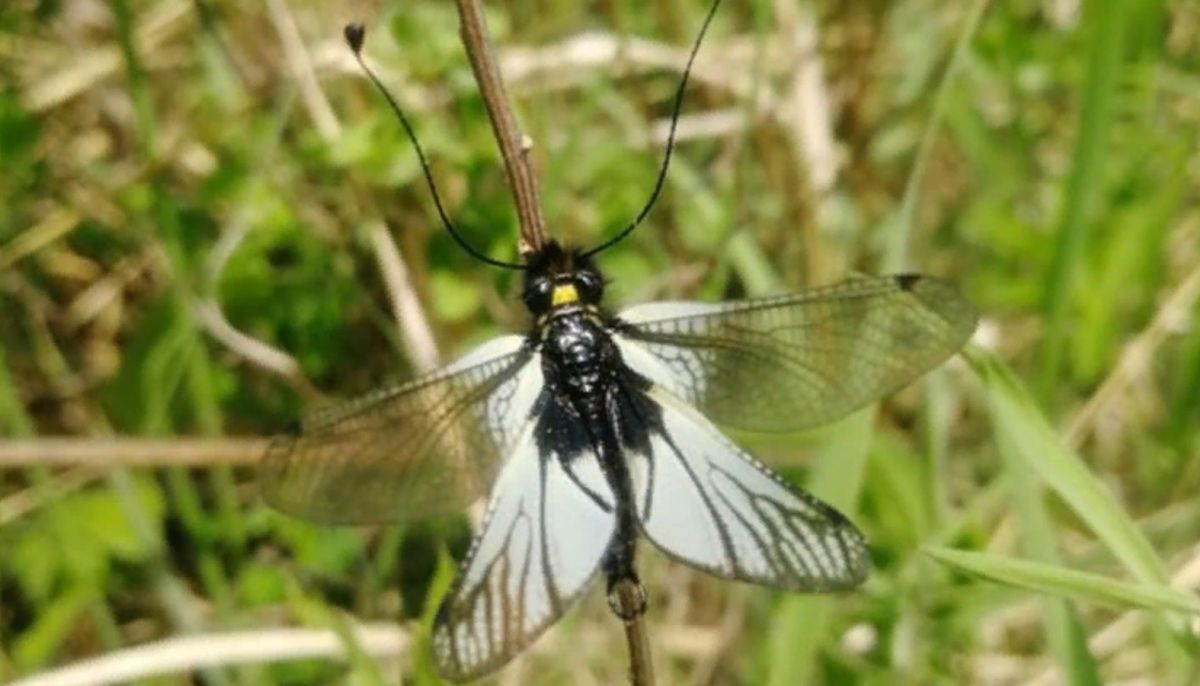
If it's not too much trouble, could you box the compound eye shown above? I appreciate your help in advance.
[576,271,603,301]
[523,277,553,313]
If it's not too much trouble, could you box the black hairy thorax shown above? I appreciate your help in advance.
[523,241,621,423]
[524,241,653,587]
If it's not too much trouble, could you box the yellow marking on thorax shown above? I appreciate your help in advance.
[551,283,579,306]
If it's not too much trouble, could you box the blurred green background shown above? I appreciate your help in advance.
[2,0,1199,684]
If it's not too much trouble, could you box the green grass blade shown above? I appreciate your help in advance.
[1037,0,1129,399]
[763,409,873,686]
[885,0,991,272]
[284,575,388,686]
[992,361,1101,686]
[966,345,1168,585]
[925,547,1200,615]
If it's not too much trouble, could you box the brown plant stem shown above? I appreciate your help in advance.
[453,0,546,258]
[451,4,656,682]
[610,578,655,686]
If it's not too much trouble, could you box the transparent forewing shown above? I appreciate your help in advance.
[616,275,977,433]
[433,404,616,681]
[628,385,868,590]
[260,335,542,524]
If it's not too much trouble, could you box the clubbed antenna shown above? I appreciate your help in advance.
[345,24,527,271]
[580,0,723,259]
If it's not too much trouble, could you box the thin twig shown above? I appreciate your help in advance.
[0,438,268,468]
[62,246,155,332]
[885,0,992,273]
[7,624,408,686]
[367,219,441,371]
[196,224,321,398]
[1066,257,1200,447]
[266,0,340,139]
[453,0,546,258]
[0,467,94,525]
[192,301,321,399]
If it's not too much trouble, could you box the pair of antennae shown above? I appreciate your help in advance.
[344,0,722,270]
[345,23,523,270]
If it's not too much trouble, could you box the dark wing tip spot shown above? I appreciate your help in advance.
[895,273,923,291]
[344,23,366,53]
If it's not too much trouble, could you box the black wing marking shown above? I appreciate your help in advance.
[433,396,616,681]
[616,275,977,433]
[627,384,868,590]
[259,335,539,524]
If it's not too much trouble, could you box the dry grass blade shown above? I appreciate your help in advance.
[0,438,269,468]
[1067,258,1200,447]
[20,0,192,111]
[7,624,408,686]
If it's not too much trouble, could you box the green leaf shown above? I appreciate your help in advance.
[8,523,72,603]
[71,474,166,561]
[11,585,94,671]
[235,563,288,607]
[925,547,1200,615]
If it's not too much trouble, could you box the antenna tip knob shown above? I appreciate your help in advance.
[344,23,365,53]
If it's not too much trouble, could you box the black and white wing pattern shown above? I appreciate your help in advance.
[616,275,977,433]
[626,383,868,590]
[260,335,541,524]
[433,398,617,681]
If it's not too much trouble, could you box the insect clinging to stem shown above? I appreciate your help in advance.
[261,0,978,680]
